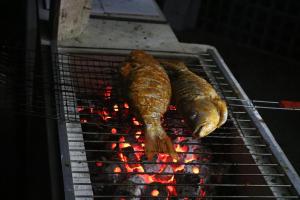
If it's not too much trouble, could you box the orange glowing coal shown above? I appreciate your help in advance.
[114,166,121,173]
[124,102,129,109]
[111,128,117,134]
[169,105,177,110]
[111,143,117,150]
[104,85,112,99]
[135,130,142,139]
[175,144,188,153]
[151,189,159,197]
[119,137,131,149]
[166,186,177,196]
[136,130,142,135]
[192,166,200,174]
[76,106,84,112]
[184,154,199,163]
[132,118,140,126]
[111,125,203,198]
[113,104,119,111]
[80,119,87,123]
[98,109,112,121]
[200,189,206,197]
[95,162,103,167]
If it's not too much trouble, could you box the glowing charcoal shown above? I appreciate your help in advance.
[167,185,177,196]
[114,167,121,173]
[169,105,177,110]
[80,119,87,123]
[113,104,119,111]
[76,106,84,112]
[111,128,117,134]
[119,137,131,149]
[192,166,200,174]
[95,162,103,167]
[151,189,159,197]
[111,143,117,150]
[124,102,129,109]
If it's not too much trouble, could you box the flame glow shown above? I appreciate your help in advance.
[77,85,208,199]
[124,102,129,109]
[113,166,121,173]
[111,128,117,134]
[192,166,200,174]
[111,143,117,150]
[113,104,119,111]
[151,189,159,197]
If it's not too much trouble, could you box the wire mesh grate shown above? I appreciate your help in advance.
[54,50,299,199]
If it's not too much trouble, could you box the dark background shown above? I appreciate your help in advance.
[0,0,299,199]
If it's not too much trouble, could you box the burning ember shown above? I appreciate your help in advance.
[77,84,212,199]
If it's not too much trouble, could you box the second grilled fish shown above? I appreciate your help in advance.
[120,50,178,160]
[161,61,228,138]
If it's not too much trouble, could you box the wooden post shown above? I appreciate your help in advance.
[57,0,91,41]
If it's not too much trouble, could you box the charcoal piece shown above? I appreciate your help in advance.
[121,146,137,162]
[175,173,201,199]
[114,175,145,200]
[142,183,168,199]
[100,163,126,183]
[152,164,174,183]
[143,162,161,173]
[114,179,144,200]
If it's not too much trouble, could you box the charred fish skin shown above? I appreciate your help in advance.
[161,61,228,138]
[120,50,178,160]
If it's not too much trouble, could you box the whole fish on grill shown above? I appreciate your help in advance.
[120,50,178,160]
[161,61,228,138]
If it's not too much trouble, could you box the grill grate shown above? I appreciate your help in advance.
[54,49,300,199]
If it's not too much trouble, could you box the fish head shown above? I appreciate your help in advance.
[182,100,220,138]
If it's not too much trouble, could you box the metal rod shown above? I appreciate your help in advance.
[85,171,285,177]
[72,149,271,156]
[76,195,299,199]
[70,160,278,166]
[75,131,261,139]
[76,182,291,187]
[73,140,267,147]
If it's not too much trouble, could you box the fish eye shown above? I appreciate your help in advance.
[190,112,197,120]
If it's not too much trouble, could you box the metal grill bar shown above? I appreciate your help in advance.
[87,172,286,177]
[71,160,278,166]
[77,183,292,187]
[75,195,299,199]
[71,149,272,156]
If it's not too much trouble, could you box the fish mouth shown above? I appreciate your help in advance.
[193,122,216,138]
[192,123,205,138]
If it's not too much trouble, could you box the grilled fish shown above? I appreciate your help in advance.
[120,50,178,160]
[161,61,228,138]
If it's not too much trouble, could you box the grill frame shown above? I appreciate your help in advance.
[54,46,300,199]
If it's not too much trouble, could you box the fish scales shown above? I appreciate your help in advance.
[120,50,178,160]
[162,61,228,138]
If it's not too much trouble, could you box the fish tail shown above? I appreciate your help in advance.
[160,60,187,71]
[213,98,228,127]
[144,124,178,161]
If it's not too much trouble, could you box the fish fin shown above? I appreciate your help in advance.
[213,98,228,127]
[145,126,178,161]
[120,62,132,78]
[160,60,187,71]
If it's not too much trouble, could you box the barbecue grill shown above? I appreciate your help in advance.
[2,0,298,199]
[53,46,300,199]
